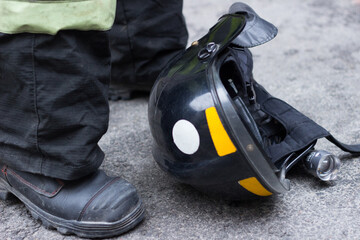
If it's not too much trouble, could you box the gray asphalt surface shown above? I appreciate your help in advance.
[1,0,360,239]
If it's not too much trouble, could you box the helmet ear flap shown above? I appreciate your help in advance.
[219,46,287,151]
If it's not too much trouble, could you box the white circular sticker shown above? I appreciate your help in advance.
[172,120,200,155]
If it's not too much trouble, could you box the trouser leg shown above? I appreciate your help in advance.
[109,0,188,99]
[0,30,110,180]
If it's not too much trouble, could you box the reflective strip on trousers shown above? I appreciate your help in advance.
[0,0,116,35]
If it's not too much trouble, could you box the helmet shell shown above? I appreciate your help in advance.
[148,14,289,200]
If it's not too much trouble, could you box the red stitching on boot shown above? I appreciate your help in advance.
[1,166,7,176]
[7,169,63,197]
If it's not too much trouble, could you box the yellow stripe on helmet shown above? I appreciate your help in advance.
[205,107,237,157]
[238,177,272,196]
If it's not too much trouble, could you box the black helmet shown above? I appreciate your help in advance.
[148,2,360,200]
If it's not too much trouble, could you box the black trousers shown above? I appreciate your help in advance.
[109,0,188,90]
[0,1,187,180]
[0,31,110,180]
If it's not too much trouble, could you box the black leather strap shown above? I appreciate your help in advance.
[326,135,360,154]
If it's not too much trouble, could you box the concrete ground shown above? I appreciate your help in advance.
[1,0,360,239]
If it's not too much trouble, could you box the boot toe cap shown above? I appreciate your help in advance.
[80,178,142,223]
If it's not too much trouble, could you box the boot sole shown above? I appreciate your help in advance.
[0,178,145,238]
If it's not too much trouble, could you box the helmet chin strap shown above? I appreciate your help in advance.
[326,135,360,154]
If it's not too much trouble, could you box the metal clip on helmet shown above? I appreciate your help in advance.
[148,2,360,200]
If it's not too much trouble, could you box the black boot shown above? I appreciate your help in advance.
[0,165,144,238]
